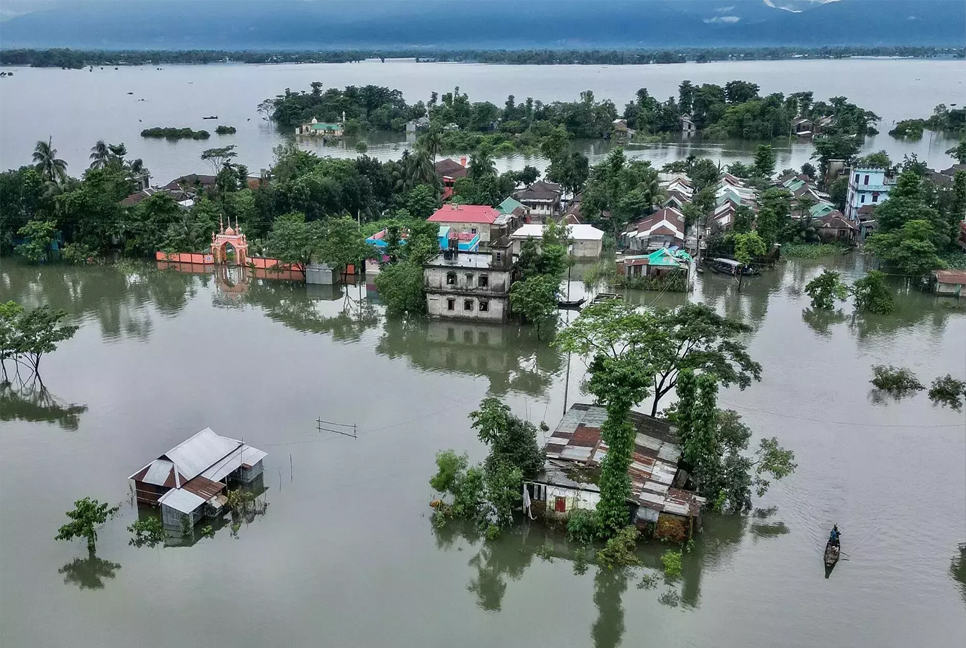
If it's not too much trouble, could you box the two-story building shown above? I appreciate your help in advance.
[513,180,562,221]
[427,204,515,249]
[845,167,894,221]
[424,239,515,323]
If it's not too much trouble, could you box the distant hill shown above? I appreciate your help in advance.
[1,0,963,50]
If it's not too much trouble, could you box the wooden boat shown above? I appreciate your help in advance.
[824,541,840,568]
[558,297,586,310]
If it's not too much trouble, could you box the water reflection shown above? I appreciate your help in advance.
[952,544,966,606]
[377,320,564,397]
[58,555,121,590]
[801,308,848,337]
[0,379,88,430]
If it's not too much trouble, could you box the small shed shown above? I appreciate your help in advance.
[305,263,336,285]
[933,270,966,297]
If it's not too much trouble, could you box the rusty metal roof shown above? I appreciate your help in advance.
[934,270,966,285]
[539,404,704,516]
[182,475,225,501]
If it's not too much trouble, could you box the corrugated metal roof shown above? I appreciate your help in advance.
[241,446,267,468]
[538,404,703,517]
[182,475,225,500]
[163,428,242,481]
[158,488,205,514]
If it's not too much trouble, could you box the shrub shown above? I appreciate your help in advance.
[781,243,845,259]
[567,508,602,544]
[214,125,236,135]
[596,526,640,569]
[661,549,683,581]
[851,271,895,314]
[928,374,966,410]
[870,365,925,395]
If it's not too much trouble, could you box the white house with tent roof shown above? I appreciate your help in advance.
[129,428,266,529]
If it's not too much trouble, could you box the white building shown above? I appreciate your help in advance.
[510,223,605,259]
[845,167,894,221]
[424,240,515,323]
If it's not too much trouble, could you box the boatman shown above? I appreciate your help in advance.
[829,525,841,547]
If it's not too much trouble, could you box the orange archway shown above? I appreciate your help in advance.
[211,218,248,266]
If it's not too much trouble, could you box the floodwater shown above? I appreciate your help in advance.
[1,256,964,648]
[1,58,964,183]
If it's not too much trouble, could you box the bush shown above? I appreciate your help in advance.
[781,243,845,259]
[567,509,602,544]
[140,127,210,140]
[928,374,966,410]
[661,549,683,581]
[851,271,895,314]
[615,270,687,292]
[596,526,640,569]
[870,365,925,395]
[214,125,236,135]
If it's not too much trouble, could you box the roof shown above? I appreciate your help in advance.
[510,223,605,242]
[427,204,501,224]
[818,211,855,230]
[627,208,685,240]
[497,196,526,215]
[536,404,703,517]
[162,427,241,482]
[435,158,468,179]
[310,122,341,130]
[514,180,562,202]
[934,270,966,285]
[425,252,498,269]
[157,488,206,514]
[163,174,217,190]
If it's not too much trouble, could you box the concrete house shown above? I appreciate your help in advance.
[514,180,562,221]
[129,428,266,529]
[622,207,686,251]
[296,117,344,137]
[424,238,515,322]
[427,204,515,249]
[845,167,894,221]
[509,223,605,259]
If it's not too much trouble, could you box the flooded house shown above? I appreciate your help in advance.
[525,404,704,541]
[423,238,515,322]
[129,428,266,529]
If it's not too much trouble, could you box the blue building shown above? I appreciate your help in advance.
[845,167,894,222]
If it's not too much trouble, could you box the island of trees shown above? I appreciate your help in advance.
[265,80,878,153]
[140,127,211,140]
[214,125,236,135]
[889,104,966,139]
[2,46,963,69]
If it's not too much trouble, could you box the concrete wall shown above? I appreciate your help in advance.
[424,266,510,293]
[427,294,508,322]
[438,222,493,245]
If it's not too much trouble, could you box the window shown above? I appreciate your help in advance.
[864,175,870,185]
[872,193,879,203]
[860,194,865,204]
[446,299,455,312]
[554,496,566,513]
[465,273,473,285]
[495,252,503,263]
[446,272,456,285]
[854,173,859,183]
[478,274,489,288]
[464,299,473,311]
[479,301,489,313]
[471,227,478,234]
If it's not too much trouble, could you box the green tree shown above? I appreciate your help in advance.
[732,232,767,291]
[200,145,237,175]
[804,270,849,309]
[89,140,111,170]
[509,275,559,340]
[15,219,58,263]
[402,184,442,219]
[264,212,321,272]
[812,135,860,184]
[945,140,966,165]
[547,150,590,197]
[55,497,120,555]
[1,303,79,378]
[753,144,776,178]
[851,271,895,315]
[32,137,68,184]
[857,150,892,169]
[829,176,849,211]
[556,300,663,533]
[374,261,426,316]
[316,216,373,280]
[469,397,545,478]
[866,219,945,277]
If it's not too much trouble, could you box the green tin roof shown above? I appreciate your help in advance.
[311,122,341,130]
[809,202,835,217]
[497,196,526,214]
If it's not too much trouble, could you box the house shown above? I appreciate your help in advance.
[427,204,515,248]
[129,428,266,529]
[497,196,530,221]
[435,157,468,200]
[933,270,966,296]
[793,117,814,137]
[809,202,837,220]
[163,174,218,192]
[509,223,605,259]
[680,114,697,136]
[120,186,194,209]
[622,207,686,251]
[296,117,343,137]
[845,167,895,221]
[524,404,704,541]
[406,117,430,133]
[616,248,691,282]
[423,238,515,322]
[815,210,857,243]
[514,180,562,221]
[663,190,690,211]
[612,118,634,139]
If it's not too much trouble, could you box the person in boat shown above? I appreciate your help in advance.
[829,525,841,547]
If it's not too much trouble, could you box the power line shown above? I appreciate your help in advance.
[718,399,966,429]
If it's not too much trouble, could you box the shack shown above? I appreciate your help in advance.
[129,428,266,529]
[933,270,966,297]
[525,404,704,541]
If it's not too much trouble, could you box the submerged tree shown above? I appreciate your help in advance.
[0,301,79,380]
[928,375,966,410]
[851,271,895,315]
[128,516,167,549]
[804,269,849,310]
[55,497,120,555]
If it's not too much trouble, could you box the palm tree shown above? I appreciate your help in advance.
[89,140,110,170]
[419,129,443,165]
[468,147,496,180]
[33,137,68,184]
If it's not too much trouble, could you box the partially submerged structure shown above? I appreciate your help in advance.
[525,404,704,540]
[130,428,266,529]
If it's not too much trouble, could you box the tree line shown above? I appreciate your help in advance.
[2,46,962,69]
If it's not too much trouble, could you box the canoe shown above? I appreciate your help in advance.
[558,297,586,310]
[824,541,840,568]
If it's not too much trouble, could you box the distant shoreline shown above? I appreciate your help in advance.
[2,47,964,69]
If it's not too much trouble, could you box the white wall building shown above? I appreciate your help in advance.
[424,242,515,323]
[509,223,605,259]
[845,167,894,221]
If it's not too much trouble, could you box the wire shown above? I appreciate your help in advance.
[718,399,966,429]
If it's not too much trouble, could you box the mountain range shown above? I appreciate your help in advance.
[1,0,963,50]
